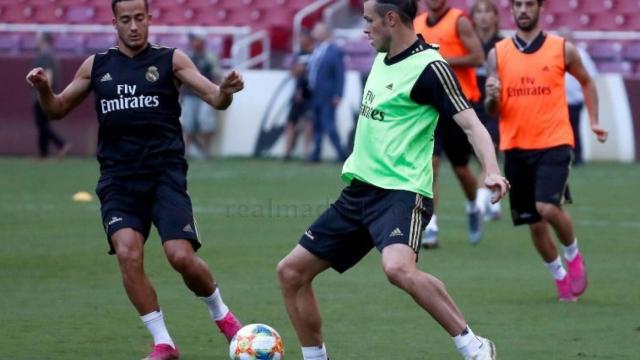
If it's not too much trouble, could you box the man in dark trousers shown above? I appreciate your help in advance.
[26,0,245,359]
[32,32,71,159]
[307,22,348,162]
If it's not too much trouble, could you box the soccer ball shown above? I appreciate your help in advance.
[229,323,284,360]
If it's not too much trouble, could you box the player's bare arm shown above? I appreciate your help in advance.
[173,49,244,110]
[484,48,500,116]
[445,16,484,67]
[453,108,509,202]
[565,41,608,143]
[26,55,94,120]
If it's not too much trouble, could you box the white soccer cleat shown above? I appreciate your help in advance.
[465,337,496,360]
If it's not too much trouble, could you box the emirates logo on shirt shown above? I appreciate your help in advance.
[100,84,160,114]
[359,90,386,122]
[506,76,552,98]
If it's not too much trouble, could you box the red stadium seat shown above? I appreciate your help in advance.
[31,4,65,24]
[263,9,295,28]
[614,0,640,14]
[219,0,254,10]
[154,7,194,25]
[586,13,628,31]
[575,0,612,13]
[545,0,578,14]
[586,41,623,61]
[65,6,96,24]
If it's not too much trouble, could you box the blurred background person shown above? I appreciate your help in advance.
[415,0,486,248]
[32,32,71,159]
[284,29,315,161]
[307,22,347,163]
[471,0,503,221]
[559,27,598,166]
[181,31,221,159]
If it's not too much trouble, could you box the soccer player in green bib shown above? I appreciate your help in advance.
[277,1,509,359]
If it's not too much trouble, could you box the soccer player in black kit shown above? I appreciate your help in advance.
[26,0,244,359]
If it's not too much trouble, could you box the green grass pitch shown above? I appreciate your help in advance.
[1,158,639,359]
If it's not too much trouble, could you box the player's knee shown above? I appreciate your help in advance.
[114,243,143,265]
[276,258,305,288]
[166,249,194,273]
[383,262,412,288]
[535,202,558,219]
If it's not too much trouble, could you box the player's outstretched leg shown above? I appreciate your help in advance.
[535,202,587,297]
[163,239,242,342]
[528,221,577,302]
[381,244,495,359]
[111,229,179,359]
[277,245,332,360]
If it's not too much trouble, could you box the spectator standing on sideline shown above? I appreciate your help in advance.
[307,22,348,162]
[284,29,315,161]
[33,32,71,159]
[181,31,221,159]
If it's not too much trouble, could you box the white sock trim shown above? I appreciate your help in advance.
[476,187,492,211]
[545,257,567,280]
[201,288,230,321]
[427,214,438,231]
[140,310,175,348]
[301,344,328,360]
[453,326,482,357]
[563,238,579,261]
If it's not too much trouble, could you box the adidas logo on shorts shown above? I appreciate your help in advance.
[389,227,404,237]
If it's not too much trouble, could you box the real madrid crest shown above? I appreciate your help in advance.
[145,66,159,82]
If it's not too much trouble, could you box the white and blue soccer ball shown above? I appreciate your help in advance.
[229,323,284,360]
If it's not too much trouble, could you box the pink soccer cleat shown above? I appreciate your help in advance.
[555,274,577,302]
[215,311,242,342]
[141,344,180,360]
[567,252,588,297]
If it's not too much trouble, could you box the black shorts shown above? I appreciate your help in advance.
[504,145,574,226]
[474,101,500,147]
[299,180,433,273]
[287,99,311,125]
[96,167,201,254]
[433,109,474,166]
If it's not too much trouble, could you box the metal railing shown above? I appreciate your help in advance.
[230,29,271,69]
[292,0,337,54]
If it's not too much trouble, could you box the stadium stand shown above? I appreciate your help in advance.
[0,0,639,75]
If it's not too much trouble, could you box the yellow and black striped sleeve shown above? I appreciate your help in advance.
[410,60,471,120]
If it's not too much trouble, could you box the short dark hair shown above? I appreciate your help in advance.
[111,0,149,16]
[369,0,419,24]
[471,0,500,17]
